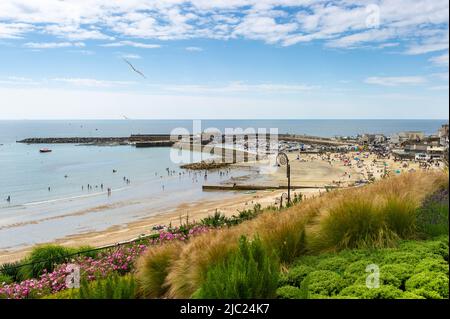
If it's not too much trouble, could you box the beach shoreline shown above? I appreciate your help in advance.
[0,147,443,264]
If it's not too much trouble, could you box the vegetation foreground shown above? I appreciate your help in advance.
[1,171,448,299]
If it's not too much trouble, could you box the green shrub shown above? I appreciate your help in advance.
[193,236,279,299]
[18,245,76,279]
[339,284,403,299]
[276,285,304,299]
[416,188,449,239]
[42,289,79,299]
[405,271,448,299]
[343,259,378,282]
[0,261,22,282]
[379,264,413,289]
[42,274,137,299]
[283,265,313,287]
[408,288,443,299]
[74,246,100,259]
[0,273,13,285]
[316,256,349,274]
[414,258,448,275]
[201,210,227,228]
[401,291,425,299]
[416,203,449,238]
[382,251,422,266]
[79,274,137,299]
[301,270,344,297]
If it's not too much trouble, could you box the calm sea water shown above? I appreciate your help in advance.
[0,119,447,206]
[0,119,447,144]
[0,119,447,249]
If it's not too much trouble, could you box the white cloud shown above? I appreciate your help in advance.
[0,22,33,39]
[24,41,85,49]
[121,53,141,59]
[430,53,449,67]
[365,76,428,86]
[0,0,447,52]
[0,76,39,86]
[185,46,203,52]
[52,78,135,88]
[101,41,161,49]
[157,82,319,94]
[428,85,449,91]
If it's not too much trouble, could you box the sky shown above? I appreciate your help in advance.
[0,0,448,119]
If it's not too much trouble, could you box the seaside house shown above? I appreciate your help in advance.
[390,131,425,145]
[438,124,449,148]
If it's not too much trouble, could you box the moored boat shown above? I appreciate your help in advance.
[39,148,52,153]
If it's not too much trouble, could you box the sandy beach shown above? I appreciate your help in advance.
[0,148,440,264]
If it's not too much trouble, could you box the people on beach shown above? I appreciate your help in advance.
[6,195,10,203]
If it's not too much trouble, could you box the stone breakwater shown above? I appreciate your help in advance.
[17,137,130,144]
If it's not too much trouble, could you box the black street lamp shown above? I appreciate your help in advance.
[277,152,291,204]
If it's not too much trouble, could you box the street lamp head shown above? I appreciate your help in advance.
[277,152,289,166]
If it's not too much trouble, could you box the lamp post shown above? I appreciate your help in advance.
[277,152,291,204]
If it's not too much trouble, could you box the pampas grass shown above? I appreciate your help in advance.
[136,171,448,298]
[136,242,182,298]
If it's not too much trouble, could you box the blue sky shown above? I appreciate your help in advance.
[0,0,448,119]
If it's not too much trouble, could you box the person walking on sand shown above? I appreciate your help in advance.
[6,195,10,203]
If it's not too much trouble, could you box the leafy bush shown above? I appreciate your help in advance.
[416,187,449,238]
[381,252,422,266]
[408,288,443,299]
[339,284,403,299]
[201,210,227,228]
[192,236,279,299]
[18,245,76,280]
[343,259,378,282]
[42,274,137,299]
[80,274,137,299]
[405,271,449,299]
[414,258,448,275]
[379,264,413,289]
[0,261,22,282]
[276,285,304,299]
[301,270,344,298]
[0,274,13,285]
[401,291,425,299]
[316,256,349,274]
[283,265,313,287]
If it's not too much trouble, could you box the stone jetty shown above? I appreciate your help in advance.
[17,137,130,144]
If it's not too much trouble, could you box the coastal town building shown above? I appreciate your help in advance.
[438,124,449,148]
[390,131,425,145]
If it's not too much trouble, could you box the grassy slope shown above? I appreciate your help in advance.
[135,171,449,299]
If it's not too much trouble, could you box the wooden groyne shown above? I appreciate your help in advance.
[203,184,338,191]
[135,141,175,147]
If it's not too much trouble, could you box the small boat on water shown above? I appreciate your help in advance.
[39,148,52,153]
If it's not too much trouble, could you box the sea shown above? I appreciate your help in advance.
[0,119,447,250]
